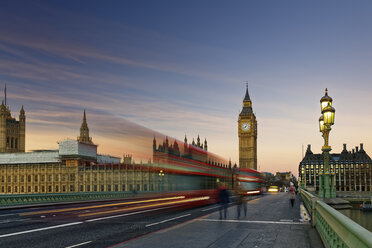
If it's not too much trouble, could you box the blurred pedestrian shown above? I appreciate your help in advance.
[289,182,295,207]
[236,185,247,219]
[218,183,230,219]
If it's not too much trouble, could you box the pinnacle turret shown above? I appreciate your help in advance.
[0,100,5,112]
[20,105,25,115]
[240,84,253,117]
[243,83,251,101]
[77,109,93,144]
[153,136,156,150]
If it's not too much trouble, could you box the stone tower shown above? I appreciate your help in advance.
[238,84,257,170]
[77,110,93,144]
[0,94,25,153]
[19,105,25,151]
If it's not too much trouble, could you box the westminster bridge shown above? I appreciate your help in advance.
[0,190,371,248]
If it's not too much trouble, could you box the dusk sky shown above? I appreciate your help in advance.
[1,1,372,176]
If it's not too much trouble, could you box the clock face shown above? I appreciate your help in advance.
[241,122,250,131]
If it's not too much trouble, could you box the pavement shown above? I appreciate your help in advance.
[114,193,324,248]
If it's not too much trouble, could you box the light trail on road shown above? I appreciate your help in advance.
[19,196,186,216]
[79,196,210,217]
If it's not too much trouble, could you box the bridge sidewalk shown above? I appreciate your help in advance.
[114,193,324,248]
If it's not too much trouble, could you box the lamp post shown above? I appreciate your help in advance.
[318,88,336,199]
[158,170,165,191]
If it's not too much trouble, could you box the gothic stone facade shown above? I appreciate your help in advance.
[299,144,372,192]
[0,111,157,194]
[0,102,25,153]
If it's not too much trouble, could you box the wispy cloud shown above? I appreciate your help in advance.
[1,1,372,176]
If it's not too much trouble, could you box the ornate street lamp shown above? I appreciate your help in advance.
[318,115,324,196]
[318,88,336,198]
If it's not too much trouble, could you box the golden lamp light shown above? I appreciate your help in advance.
[319,115,324,132]
[322,103,335,126]
[320,88,333,111]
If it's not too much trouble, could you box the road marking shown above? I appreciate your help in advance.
[280,219,293,222]
[202,206,220,211]
[85,206,174,222]
[65,241,92,248]
[146,214,191,227]
[201,219,307,225]
[0,221,83,238]
[201,202,235,212]
[249,198,260,203]
[0,218,30,224]
[0,213,17,217]
[0,207,178,237]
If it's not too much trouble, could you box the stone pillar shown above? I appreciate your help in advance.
[0,109,6,152]
[19,106,26,152]
[323,147,331,198]
[330,172,336,198]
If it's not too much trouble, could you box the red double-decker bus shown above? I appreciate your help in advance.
[234,168,264,195]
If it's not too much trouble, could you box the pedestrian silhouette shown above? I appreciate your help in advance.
[236,185,247,219]
[236,185,248,219]
[218,183,230,219]
[289,182,295,207]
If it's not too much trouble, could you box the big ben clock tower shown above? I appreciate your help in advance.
[238,84,257,170]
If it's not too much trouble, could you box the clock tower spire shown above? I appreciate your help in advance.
[238,83,257,170]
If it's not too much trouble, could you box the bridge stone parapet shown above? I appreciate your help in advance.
[0,191,154,209]
[300,189,372,248]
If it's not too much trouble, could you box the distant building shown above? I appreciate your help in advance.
[274,172,294,187]
[261,172,274,177]
[152,135,229,168]
[188,135,207,151]
[152,136,231,190]
[299,144,372,192]
[276,172,293,181]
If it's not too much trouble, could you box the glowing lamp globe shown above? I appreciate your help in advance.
[319,115,325,132]
[322,103,335,125]
[320,88,333,112]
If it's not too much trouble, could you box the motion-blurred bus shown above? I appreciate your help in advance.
[234,168,264,195]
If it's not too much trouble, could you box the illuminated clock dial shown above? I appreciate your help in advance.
[241,122,250,131]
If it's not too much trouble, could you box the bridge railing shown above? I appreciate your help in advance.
[0,191,152,208]
[299,189,372,248]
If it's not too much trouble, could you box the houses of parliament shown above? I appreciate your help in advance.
[0,88,231,195]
